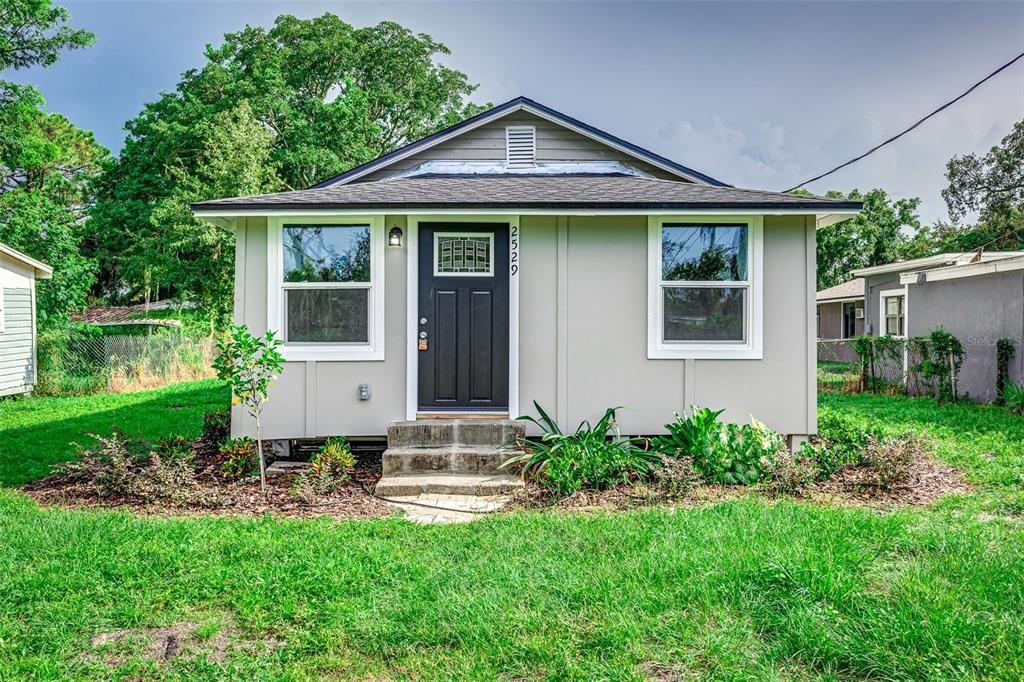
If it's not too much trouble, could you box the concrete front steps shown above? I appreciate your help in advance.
[374,419,525,497]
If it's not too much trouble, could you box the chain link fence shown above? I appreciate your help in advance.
[818,338,956,398]
[37,333,216,395]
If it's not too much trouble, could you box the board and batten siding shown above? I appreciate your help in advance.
[0,249,40,396]
[354,111,683,182]
[233,213,816,438]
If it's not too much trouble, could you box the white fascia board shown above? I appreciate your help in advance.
[0,243,52,278]
[901,256,1024,285]
[817,296,864,305]
[193,207,862,219]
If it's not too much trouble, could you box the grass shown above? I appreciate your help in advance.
[0,379,1023,678]
[0,379,227,487]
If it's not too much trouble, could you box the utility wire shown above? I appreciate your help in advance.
[784,50,1024,193]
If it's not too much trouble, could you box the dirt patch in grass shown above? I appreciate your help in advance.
[82,618,279,667]
[808,454,970,508]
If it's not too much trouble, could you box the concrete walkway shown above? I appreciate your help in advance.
[383,493,511,524]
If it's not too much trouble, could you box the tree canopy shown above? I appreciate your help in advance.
[89,14,485,322]
[0,0,104,328]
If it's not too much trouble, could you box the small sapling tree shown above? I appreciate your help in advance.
[213,325,284,492]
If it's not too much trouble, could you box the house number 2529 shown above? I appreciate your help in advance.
[510,225,519,276]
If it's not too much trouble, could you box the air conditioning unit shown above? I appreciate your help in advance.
[855,308,865,319]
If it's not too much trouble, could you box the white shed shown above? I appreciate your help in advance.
[0,242,52,396]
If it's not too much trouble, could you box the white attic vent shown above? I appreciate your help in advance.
[505,126,536,168]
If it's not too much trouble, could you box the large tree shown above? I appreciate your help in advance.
[0,0,104,328]
[89,14,485,321]
[810,188,920,289]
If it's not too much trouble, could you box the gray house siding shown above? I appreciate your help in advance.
[355,112,682,182]
[863,272,903,336]
[0,287,36,396]
[908,270,1024,402]
[232,213,817,439]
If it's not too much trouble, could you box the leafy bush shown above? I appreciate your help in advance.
[860,435,924,490]
[502,402,661,496]
[291,437,356,502]
[202,408,231,445]
[653,407,786,485]
[152,435,193,463]
[760,454,815,498]
[58,432,139,497]
[219,437,257,479]
[799,408,886,478]
[1001,381,1024,415]
[642,455,701,501]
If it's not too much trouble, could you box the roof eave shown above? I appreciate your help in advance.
[192,201,863,215]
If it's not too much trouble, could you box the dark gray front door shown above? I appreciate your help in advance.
[418,222,509,411]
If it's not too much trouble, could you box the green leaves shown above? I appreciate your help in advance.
[212,324,285,418]
[0,0,94,72]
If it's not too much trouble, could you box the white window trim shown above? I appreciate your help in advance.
[647,215,763,359]
[433,232,495,277]
[266,215,385,361]
[878,287,907,339]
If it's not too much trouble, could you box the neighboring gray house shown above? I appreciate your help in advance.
[0,242,52,397]
[192,97,860,493]
[817,278,865,341]
[852,251,1024,402]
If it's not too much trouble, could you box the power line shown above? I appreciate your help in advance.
[784,50,1024,193]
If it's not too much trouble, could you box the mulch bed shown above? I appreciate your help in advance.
[508,451,970,513]
[22,440,397,521]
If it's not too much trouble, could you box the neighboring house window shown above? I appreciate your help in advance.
[647,217,763,359]
[268,217,385,361]
[879,289,906,337]
[842,301,856,339]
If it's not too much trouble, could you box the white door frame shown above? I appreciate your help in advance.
[405,214,520,420]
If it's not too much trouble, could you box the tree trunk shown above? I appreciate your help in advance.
[255,411,267,493]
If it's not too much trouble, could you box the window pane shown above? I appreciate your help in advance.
[286,289,368,343]
[885,296,902,316]
[283,225,370,283]
[885,316,899,336]
[662,225,747,281]
[436,235,492,274]
[664,287,745,342]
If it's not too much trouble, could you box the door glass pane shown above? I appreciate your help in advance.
[663,287,745,341]
[436,234,492,275]
[662,225,747,281]
[285,288,368,342]
[283,225,370,283]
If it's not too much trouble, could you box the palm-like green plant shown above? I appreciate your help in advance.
[501,402,661,495]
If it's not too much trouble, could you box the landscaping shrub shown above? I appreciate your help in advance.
[502,402,661,496]
[860,435,924,490]
[1000,381,1024,415]
[152,435,193,463]
[202,408,231,445]
[219,437,257,479]
[291,437,356,502]
[799,408,886,478]
[58,432,139,497]
[653,407,786,485]
[760,454,815,498]
[641,454,701,501]
[911,327,965,402]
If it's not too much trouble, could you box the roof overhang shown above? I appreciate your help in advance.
[900,255,1024,285]
[816,296,864,304]
[193,206,862,219]
[0,242,52,278]
[854,251,1024,277]
[310,97,728,188]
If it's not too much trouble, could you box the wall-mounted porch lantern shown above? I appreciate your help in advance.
[388,226,404,247]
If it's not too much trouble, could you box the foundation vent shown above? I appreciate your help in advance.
[505,126,536,168]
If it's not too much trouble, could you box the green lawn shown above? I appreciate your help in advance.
[0,382,1023,679]
[0,380,227,487]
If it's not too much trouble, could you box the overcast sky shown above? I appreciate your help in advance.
[9,0,1024,224]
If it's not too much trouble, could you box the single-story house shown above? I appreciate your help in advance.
[192,96,861,477]
[816,278,865,340]
[0,242,52,397]
[852,251,1024,401]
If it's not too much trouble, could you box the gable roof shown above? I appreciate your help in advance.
[192,175,862,213]
[0,242,52,278]
[852,251,1024,277]
[817,278,864,302]
[310,96,729,189]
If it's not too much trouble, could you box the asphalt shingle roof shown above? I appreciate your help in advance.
[816,278,865,302]
[192,175,862,212]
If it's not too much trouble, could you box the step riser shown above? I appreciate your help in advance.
[374,478,522,497]
[387,420,525,448]
[382,450,513,475]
